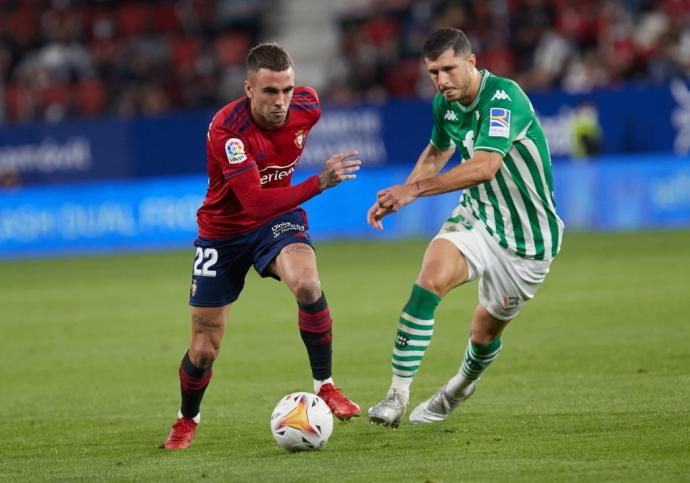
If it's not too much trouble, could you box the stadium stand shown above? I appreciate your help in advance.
[0,0,265,123]
[331,0,690,101]
[1,0,689,123]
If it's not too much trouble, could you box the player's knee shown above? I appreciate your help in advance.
[190,347,218,368]
[470,323,505,345]
[293,277,322,305]
[415,274,448,297]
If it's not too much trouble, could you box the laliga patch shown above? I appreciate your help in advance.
[489,108,510,138]
[225,138,247,164]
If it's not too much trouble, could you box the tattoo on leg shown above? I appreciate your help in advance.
[192,314,222,330]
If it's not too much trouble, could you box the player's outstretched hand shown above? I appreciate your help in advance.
[376,184,418,213]
[318,151,361,190]
[367,201,394,230]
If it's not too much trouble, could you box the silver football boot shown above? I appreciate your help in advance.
[409,383,475,424]
[367,388,409,428]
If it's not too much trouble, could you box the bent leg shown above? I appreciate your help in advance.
[445,305,509,399]
[370,239,474,426]
[269,243,360,419]
[269,243,332,382]
[392,238,471,388]
[408,305,508,425]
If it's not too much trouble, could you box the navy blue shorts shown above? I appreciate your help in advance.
[188,208,313,307]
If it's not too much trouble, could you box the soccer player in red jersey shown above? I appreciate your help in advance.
[164,43,361,449]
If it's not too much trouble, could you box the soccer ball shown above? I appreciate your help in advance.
[270,392,333,452]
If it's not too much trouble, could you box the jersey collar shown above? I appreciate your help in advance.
[454,69,489,113]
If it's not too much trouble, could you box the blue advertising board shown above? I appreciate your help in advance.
[1,154,689,260]
[1,81,690,186]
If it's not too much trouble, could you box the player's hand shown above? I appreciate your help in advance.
[376,184,418,214]
[367,201,394,230]
[318,151,361,190]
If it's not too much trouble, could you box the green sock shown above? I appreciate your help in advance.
[390,284,442,389]
[460,337,502,381]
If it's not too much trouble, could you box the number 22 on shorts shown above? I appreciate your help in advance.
[193,247,218,277]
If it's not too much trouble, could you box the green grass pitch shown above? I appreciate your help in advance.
[1,231,689,482]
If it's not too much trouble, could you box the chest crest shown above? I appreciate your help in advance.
[294,129,306,149]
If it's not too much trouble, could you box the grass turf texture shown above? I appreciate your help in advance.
[1,231,689,482]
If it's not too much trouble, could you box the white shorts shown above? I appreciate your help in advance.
[433,212,552,321]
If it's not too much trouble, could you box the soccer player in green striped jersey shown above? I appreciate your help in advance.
[367,28,564,427]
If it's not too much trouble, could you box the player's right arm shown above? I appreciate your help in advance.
[211,130,359,219]
[405,143,455,184]
[367,144,453,228]
[407,93,456,183]
[368,94,455,228]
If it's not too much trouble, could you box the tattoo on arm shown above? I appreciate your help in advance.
[192,314,223,330]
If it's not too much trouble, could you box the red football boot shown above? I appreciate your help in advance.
[318,383,361,421]
[163,414,198,449]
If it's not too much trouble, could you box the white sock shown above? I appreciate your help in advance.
[178,409,201,423]
[445,372,475,399]
[314,377,334,393]
[390,375,412,397]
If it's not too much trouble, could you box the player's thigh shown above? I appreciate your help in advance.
[253,209,319,296]
[189,237,252,307]
[416,238,471,297]
[478,244,552,321]
[269,242,318,284]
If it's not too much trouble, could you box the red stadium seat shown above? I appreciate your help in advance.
[116,3,151,37]
[170,37,201,72]
[3,84,31,122]
[214,33,250,67]
[364,16,399,48]
[76,80,107,116]
[88,38,119,66]
[151,4,181,34]
[384,58,420,97]
[8,8,39,43]
[41,83,68,104]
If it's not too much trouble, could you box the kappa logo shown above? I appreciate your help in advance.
[491,89,511,101]
[444,110,459,121]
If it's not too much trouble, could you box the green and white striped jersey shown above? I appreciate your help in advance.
[430,70,564,260]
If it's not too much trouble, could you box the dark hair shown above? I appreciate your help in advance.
[422,28,472,61]
[245,42,293,73]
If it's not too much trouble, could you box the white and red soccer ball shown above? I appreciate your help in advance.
[270,392,333,451]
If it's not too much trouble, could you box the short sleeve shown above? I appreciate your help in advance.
[429,93,453,151]
[474,81,533,157]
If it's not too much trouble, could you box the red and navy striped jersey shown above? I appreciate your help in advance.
[197,86,321,238]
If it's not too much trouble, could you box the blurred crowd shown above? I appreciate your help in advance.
[1,0,690,124]
[332,0,690,102]
[0,0,264,123]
